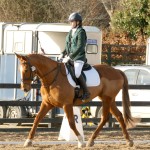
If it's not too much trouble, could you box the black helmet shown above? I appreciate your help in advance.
[68,12,82,22]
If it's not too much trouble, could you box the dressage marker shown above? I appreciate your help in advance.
[58,106,84,141]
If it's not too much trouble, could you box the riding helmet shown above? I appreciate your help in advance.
[68,12,82,22]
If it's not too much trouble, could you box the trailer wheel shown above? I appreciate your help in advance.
[6,106,27,126]
[0,106,7,125]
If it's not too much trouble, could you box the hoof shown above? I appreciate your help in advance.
[78,142,86,148]
[77,135,85,148]
[86,139,94,147]
[127,140,134,147]
[24,139,32,147]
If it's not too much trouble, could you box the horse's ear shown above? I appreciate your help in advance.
[15,53,27,61]
[15,53,21,59]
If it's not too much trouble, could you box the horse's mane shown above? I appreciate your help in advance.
[27,54,56,65]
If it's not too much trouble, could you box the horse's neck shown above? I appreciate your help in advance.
[29,55,57,79]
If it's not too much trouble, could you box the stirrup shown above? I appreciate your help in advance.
[80,92,90,101]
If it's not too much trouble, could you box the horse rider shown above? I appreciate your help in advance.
[58,12,90,101]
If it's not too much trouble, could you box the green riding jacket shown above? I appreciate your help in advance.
[62,26,87,62]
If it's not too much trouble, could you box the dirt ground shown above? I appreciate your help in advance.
[0,129,149,150]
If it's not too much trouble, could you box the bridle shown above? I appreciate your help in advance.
[20,61,37,85]
[20,57,61,87]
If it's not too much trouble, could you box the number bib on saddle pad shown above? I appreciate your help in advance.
[65,65,100,87]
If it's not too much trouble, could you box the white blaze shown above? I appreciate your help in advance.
[20,65,23,81]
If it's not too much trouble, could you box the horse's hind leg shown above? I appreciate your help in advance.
[63,104,85,148]
[24,102,54,147]
[87,97,111,147]
[110,101,133,147]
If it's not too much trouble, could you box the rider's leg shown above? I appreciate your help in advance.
[77,75,90,100]
[74,60,90,100]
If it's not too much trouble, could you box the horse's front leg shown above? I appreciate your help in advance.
[24,101,54,147]
[63,104,85,148]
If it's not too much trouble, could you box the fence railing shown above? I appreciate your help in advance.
[102,44,146,65]
[0,83,150,131]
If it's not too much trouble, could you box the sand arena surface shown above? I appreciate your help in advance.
[0,129,149,150]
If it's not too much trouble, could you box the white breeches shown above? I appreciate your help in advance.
[74,60,84,78]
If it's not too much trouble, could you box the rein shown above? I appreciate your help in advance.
[41,63,61,87]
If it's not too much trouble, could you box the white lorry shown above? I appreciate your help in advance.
[0,22,102,120]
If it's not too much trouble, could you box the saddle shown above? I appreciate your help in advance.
[65,60,92,99]
[66,60,92,84]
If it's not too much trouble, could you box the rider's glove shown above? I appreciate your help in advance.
[58,54,63,60]
[62,56,70,63]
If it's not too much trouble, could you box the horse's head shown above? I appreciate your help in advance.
[15,53,36,92]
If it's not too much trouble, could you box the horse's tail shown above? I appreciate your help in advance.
[120,70,137,128]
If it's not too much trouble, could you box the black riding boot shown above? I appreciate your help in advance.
[77,75,90,101]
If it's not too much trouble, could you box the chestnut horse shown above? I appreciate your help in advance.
[16,53,135,148]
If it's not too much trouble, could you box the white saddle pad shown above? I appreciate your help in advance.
[65,65,100,87]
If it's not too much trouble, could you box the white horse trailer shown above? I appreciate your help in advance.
[0,22,102,121]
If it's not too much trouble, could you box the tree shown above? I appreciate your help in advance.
[111,0,150,40]
[101,0,119,28]
[0,0,120,29]
[0,0,61,22]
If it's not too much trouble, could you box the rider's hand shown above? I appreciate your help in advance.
[58,54,63,60]
[62,56,70,63]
